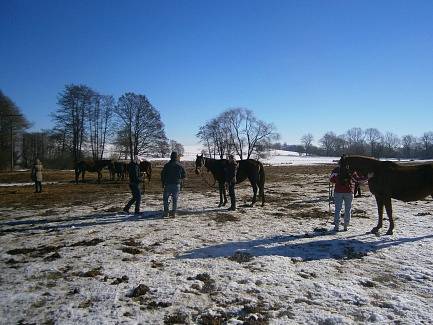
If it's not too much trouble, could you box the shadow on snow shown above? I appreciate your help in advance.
[176,232,433,261]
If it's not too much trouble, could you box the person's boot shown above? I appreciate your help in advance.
[169,211,176,218]
[163,210,169,218]
[123,207,130,214]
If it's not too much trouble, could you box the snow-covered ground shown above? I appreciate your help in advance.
[1,168,432,324]
[0,182,59,187]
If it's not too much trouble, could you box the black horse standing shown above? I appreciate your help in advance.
[195,154,265,207]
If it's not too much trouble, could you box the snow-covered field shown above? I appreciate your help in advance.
[146,145,338,166]
[1,165,433,324]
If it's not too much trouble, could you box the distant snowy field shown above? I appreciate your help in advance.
[144,145,339,166]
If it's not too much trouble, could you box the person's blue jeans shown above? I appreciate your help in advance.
[124,182,141,213]
[334,192,353,230]
[163,184,180,214]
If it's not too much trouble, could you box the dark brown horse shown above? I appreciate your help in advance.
[110,161,128,181]
[75,159,113,184]
[139,160,152,183]
[339,155,433,235]
[195,154,265,207]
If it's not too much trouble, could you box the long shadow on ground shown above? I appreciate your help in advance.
[177,232,433,261]
[0,207,226,234]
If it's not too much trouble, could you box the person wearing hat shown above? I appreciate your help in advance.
[329,155,366,231]
[31,158,43,193]
[161,151,186,218]
[123,155,142,214]
[225,154,238,211]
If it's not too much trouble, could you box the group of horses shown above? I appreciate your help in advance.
[74,154,433,236]
[74,159,152,184]
[193,154,433,236]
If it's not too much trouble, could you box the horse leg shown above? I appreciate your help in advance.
[250,179,258,207]
[259,182,265,207]
[222,183,228,206]
[384,197,394,235]
[372,196,384,234]
[97,171,102,183]
[75,169,79,184]
[82,170,85,182]
[218,182,224,207]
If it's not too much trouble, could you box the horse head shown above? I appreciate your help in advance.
[339,155,377,178]
[195,154,206,175]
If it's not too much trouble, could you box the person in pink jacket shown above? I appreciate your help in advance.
[329,156,366,231]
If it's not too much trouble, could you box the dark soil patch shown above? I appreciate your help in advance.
[352,208,369,219]
[121,247,142,255]
[122,238,142,247]
[76,267,103,277]
[128,284,150,297]
[111,275,129,285]
[292,209,329,219]
[70,238,104,247]
[188,273,216,293]
[415,212,432,216]
[151,260,164,268]
[229,251,253,263]
[146,300,172,310]
[212,213,240,223]
[7,245,62,258]
[164,311,189,324]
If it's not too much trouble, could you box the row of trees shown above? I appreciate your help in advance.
[278,127,433,159]
[197,108,279,159]
[1,85,184,169]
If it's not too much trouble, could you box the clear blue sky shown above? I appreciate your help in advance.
[1,0,432,145]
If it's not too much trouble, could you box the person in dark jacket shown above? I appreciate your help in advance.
[225,154,238,211]
[123,156,142,214]
[161,151,186,218]
[31,158,43,193]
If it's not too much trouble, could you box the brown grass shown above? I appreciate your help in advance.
[0,163,338,212]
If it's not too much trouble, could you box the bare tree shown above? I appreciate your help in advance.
[88,95,114,159]
[197,125,214,157]
[364,128,382,157]
[197,118,227,159]
[169,139,184,155]
[301,133,314,156]
[115,92,167,160]
[197,108,278,159]
[53,84,94,163]
[244,110,279,159]
[319,132,338,156]
[420,131,433,158]
[401,134,417,158]
[155,136,170,158]
[382,132,400,158]
[345,127,365,154]
[221,108,245,158]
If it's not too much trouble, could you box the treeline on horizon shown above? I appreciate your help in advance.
[272,128,433,159]
[0,85,185,170]
[2,86,433,170]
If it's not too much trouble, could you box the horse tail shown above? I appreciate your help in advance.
[258,161,265,206]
